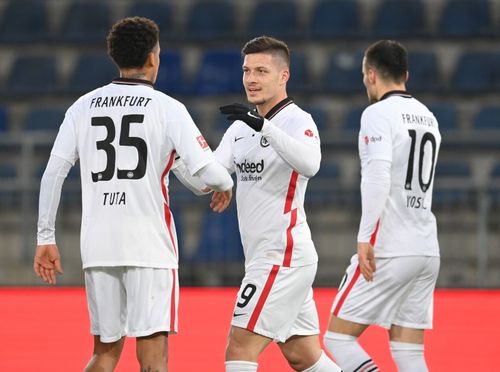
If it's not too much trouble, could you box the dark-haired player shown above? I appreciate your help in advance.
[324,40,441,372]
[34,17,232,371]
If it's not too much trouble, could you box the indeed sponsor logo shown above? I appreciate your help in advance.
[235,159,265,173]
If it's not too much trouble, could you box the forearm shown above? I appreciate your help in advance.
[357,160,391,242]
[37,155,72,245]
[197,161,233,192]
[172,159,209,196]
[261,120,320,178]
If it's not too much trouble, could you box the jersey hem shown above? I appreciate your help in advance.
[83,262,179,270]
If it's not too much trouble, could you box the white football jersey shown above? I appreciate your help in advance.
[359,91,441,257]
[215,99,319,268]
[51,78,214,269]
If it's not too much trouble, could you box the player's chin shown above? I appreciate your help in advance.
[246,95,265,106]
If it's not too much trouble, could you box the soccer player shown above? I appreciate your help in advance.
[323,40,441,372]
[216,36,342,372]
[33,17,233,372]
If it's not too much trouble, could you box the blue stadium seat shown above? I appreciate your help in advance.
[473,106,500,131]
[185,1,235,40]
[287,52,309,93]
[0,107,8,132]
[23,107,66,132]
[66,53,118,94]
[7,56,57,95]
[0,1,49,42]
[248,1,300,39]
[309,0,361,39]
[323,52,364,93]
[189,206,244,262]
[342,106,365,132]
[434,160,472,206]
[372,0,426,38]
[191,49,242,95]
[450,52,500,93]
[428,103,458,131]
[438,0,492,38]
[0,163,16,178]
[60,2,111,43]
[407,52,440,92]
[126,1,174,35]
[155,50,184,95]
[0,162,18,206]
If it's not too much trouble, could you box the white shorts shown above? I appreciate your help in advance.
[84,267,178,343]
[331,255,440,329]
[231,263,320,343]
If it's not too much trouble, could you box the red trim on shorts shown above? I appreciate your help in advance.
[333,265,361,317]
[247,265,280,332]
[170,269,177,332]
[161,151,177,258]
[283,208,297,267]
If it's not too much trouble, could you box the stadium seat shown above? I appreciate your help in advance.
[23,107,66,132]
[322,51,364,93]
[0,1,49,43]
[434,160,472,206]
[372,0,426,38]
[60,2,112,43]
[309,0,361,39]
[287,52,309,93]
[438,0,492,38]
[0,162,18,206]
[342,106,365,132]
[473,106,500,131]
[247,1,300,39]
[66,53,118,94]
[185,1,235,40]
[155,50,184,95]
[428,103,458,131]
[0,107,8,132]
[191,49,242,95]
[407,51,440,92]
[7,55,58,95]
[126,1,174,36]
[303,104,327,132]
[190,206,244,262]
[450,52,500,93]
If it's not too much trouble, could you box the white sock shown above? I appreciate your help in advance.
[324,331,379,372]
[302,350,343,372]
[225,360,258,372]
[390,341,428,372]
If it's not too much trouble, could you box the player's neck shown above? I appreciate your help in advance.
[256,92,288,117]
[120,68,153,83]
[376,83,407,101]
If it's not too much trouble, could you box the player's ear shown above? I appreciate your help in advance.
[280,68,290,86]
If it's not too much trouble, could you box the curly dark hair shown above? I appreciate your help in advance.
[107,17,159,69]
[242,36,290,67]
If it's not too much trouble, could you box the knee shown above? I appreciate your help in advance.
[281,345,319,371]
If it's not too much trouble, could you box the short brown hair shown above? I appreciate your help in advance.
[365,40,408,83]
[242,36,290,66]
[107,17,159,69]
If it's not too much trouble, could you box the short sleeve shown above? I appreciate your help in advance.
[359,107,392,162]
[50,106,79,165]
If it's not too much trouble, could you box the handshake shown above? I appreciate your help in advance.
[220,103,264,132]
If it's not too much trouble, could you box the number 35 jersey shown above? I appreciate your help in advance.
[51,78,214,269]
[359,91,441,257]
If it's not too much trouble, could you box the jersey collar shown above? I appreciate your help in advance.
[379,90,412,101]
[112,77,154,88]
[265,97,294,120]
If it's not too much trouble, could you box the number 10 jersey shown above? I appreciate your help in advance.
[51,78,215,269]
[359,92,441,257]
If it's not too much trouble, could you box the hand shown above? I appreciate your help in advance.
[34,244,64,285]
[210,190,232,213]
[220,103,264,132]
[357,242,376,282]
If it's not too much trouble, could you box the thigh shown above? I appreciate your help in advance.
[231,263,317,343]
[125,267,179,338]
[393,257,440,330]
[286,287,320,340]
[85,267,127,343]
[331,255,426,329]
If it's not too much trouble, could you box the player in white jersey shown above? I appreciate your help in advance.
[323,40,441,372]
[33,17,233,372]
[215,36,342,372]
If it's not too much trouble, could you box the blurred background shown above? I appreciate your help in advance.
[0,0,498,288]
